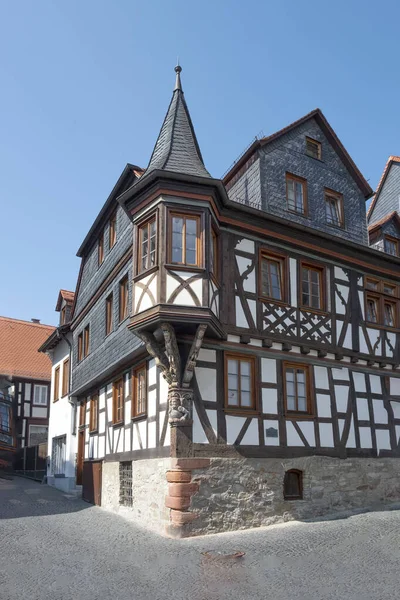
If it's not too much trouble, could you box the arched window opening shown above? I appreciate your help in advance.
[283,469,303,500]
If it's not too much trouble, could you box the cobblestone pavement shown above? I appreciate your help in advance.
[1,476,400,600]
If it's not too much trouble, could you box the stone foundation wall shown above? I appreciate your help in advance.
[185,455,400,536]
[101,458,170,534]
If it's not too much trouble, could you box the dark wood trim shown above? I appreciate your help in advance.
[224,352,257,411]
[299,259,326,313]
[132,361,147,419]
[258,247,289,305]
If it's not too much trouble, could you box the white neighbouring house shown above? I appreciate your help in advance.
[39,290,79,493]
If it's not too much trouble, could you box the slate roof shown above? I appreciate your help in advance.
[141,66,211,180]
[223,108,373,199]
[367,156,400,220]
[0,317,55,381]
[368,211,400,233]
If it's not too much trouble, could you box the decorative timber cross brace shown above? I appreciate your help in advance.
[135,323,207,427]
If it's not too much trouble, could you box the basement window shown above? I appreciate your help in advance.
[284,469,303,500]
[119,461,133,507]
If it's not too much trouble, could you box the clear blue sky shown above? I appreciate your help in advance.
[1,1,398,326]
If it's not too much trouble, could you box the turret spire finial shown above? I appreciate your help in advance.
[174,63,182,92]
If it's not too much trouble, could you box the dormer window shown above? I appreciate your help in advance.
[60,306,66,325]
[384,235,398,256]
[325,189,344,228]
[305,137,321,160]
[286,173,307,216]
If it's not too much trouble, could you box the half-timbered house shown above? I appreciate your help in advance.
[0,316,54,468]
[55,66,400,537]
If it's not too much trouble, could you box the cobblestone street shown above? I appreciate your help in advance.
[1,476,400,600]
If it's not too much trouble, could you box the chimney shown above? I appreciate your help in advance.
[31,318,41,324]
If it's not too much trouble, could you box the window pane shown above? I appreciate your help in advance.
[241,361,250,376]
[228,390,238,405]
[172,217,183,233]
[172,232,183,263]
[295,181,304,212]
[384,303,395,327]
[228,374,238,392]
[383,283,396,295]
[287,395,296,411]
[241,374,250,392]
[297,396,307,412]
[185,219,197,265]
[241,391,251,407]
[228,360,238,375]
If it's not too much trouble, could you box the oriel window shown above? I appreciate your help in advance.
[286,174,307,215]
[365,277,398,329]
[301,263,324,311]
[138,217,157,273]
[170,213,200,266]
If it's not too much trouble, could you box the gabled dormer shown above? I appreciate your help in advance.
[368,211,400,257]
[368,156,400,227]
[223,109,373,245]
[55,289,75,326]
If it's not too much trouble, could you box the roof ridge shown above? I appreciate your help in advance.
[0,316,55,329]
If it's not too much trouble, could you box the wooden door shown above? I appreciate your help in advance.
[76,430,85,485]
[82,460,102,505]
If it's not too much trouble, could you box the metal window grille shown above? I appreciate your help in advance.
[119,461,133,507]
[52,435,66,475]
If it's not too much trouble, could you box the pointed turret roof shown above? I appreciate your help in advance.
[143,65,211,180]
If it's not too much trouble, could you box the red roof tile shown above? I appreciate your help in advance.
[0,317,55,381]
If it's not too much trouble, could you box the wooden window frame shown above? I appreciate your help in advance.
[384,235,399,257]
[286,173,308,216]
[305,137,321,160]
[83,325,90,358]
[112,377,124,425]
[283,362,314,418]
[364,277,399,330]
[98,232,104,266]
[324,188,344,229]
[119,276,129,322]
[62,358,69,398]
[224,353,257,413]
[106,293,113,336]
[109,212,117,249]
[54,366,60,402]
[299,261,326,313]
[210,227,219,282]
[259,249,288,305]
[89,393,99,433]
[137,215,158,275]
[79,399,86,427]
[78,333,83,362]
[60,306,66,325]
[132,363,147,419]
[283,469,303,500]
[168,211,202,268]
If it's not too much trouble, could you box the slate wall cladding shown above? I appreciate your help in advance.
[227,118,368,245]
[74,205,133,317]
[369,162,400,225]
[72,260,142,394]
[227,157,262,209]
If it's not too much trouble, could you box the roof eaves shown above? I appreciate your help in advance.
[76,163,142,257]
